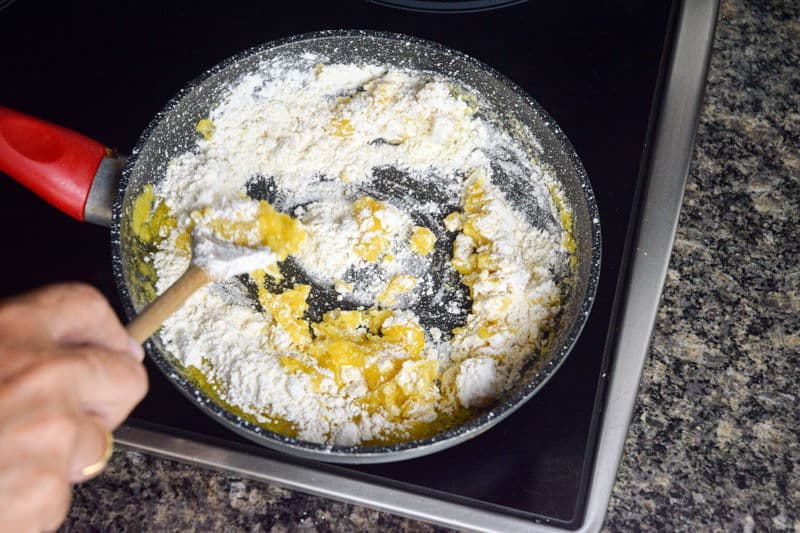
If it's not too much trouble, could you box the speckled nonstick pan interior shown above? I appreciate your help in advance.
[111,30,602,463]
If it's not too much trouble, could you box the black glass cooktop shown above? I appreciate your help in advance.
[0,0,675,528]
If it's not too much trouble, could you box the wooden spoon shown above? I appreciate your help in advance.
[126,233,276,343]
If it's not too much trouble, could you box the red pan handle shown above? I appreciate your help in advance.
[0,106,107,221]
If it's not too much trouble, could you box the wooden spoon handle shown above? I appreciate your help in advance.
[127,265,210,344]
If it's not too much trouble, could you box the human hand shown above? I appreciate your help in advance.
[0,283,148,532]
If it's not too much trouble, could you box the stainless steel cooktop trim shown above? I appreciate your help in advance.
[580,0,719,530]
[116,1,719,530]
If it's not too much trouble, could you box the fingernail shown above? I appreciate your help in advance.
[128,337,145,361]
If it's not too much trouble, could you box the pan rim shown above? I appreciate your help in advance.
[111,29,602,463]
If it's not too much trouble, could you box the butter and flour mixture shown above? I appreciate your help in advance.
[133,57,573,445]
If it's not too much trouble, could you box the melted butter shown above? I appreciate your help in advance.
[450,177,496,277]
[256,201,307,259]
[409,226,436,255]
[477,325,494,340]
[309,339,368,375]
[363,360,401,390]
[184,362,299,438]
[195,201,306,261]
[249,271,442,431]
[377,274,417,306]
[279,355,315,375]
[461,177,492,247]
[443,210,463,232]
[360,359,438,421]
[547,183,578,264]
[131,185,155,242]
[256,280,312,348]
[326,117,355,138]
[195,118,215,140]
[381,322,425,356]
[334,279,353,294]
[449,174,516,345]
[131,184,177,244]
[452,256,474,276]
[353,196,391,262]
[128,186,181,302]
[174,229,191,253]
[358,405,473,445]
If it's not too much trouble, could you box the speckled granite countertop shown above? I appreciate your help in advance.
[62,0,799,531]
[604,0,799,530]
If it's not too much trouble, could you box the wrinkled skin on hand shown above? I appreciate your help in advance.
[0,284,147,532]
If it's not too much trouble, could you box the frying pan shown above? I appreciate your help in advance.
[0,31,601,463]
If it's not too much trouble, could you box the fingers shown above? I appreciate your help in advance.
[0,464,72,533]
[0,283,137,356]
[4,346,148,428]
[66,346,149,427]
[68,414,111,483]
[0,404,110,481]
[0,283,147,533]
[1,408,113,483]
[0,403,77,468]
[0,409,111,529]
[0,408,75,533]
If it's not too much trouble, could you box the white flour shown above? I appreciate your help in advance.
[191,233,277,280]
[293,199,362,283]
[159,63,486,215]
[149,60,568,445]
